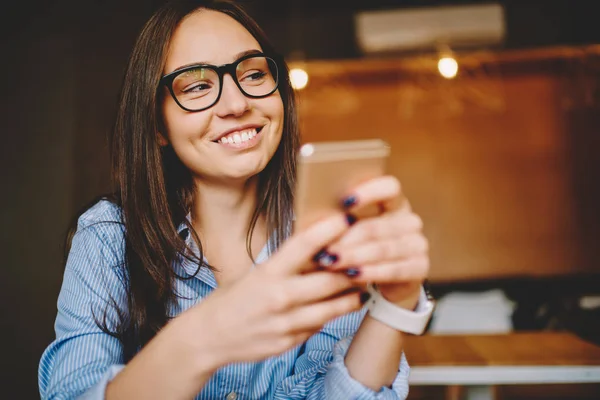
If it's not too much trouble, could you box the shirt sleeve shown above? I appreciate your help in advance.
[38,220,127,400]
[274,306,414,400]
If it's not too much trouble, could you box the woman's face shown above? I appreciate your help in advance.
[161,9,284,184]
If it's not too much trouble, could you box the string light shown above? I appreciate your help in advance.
[290,68,309,90]
[438,56,459,79]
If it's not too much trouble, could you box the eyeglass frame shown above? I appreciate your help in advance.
[159,52,280,113]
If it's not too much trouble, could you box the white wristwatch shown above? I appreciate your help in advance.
[365,284,434,335]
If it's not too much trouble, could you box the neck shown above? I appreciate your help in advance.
[191,176,264,245]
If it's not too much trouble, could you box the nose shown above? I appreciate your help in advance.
[214,73,251,118]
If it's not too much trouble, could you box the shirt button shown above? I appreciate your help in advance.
[226,392,237,400]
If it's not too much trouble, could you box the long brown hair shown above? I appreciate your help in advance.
[104,0,298,361]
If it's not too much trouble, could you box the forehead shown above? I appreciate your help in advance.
[164,9,263,73]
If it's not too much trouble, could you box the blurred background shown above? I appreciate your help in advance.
[2,0,600,398]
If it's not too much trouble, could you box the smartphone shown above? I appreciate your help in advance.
[294,139,390,232]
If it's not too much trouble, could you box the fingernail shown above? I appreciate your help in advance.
[313,250,339,267]
[345,268,361,277]
[360,291,372,304]
[312,249,328,263]
[320,254,339,267]
[346,213,357,226]
[342,195,357,209]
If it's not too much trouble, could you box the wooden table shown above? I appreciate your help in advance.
[404,332,600,400]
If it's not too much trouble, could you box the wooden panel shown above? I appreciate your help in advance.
[404,332,600,366]
[295,48,600,282]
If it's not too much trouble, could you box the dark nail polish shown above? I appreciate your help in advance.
[345,268,361,277]
[342,195,357,209]
[312,249,329,263]
[313,249,339,267]
[319,254,339,267]
[346,213,357,226]
[360,291,372,304]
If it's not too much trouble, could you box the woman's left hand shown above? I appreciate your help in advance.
[318,176,429,310]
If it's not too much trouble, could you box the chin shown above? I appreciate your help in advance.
[228,144,278,179]
[221,159,269,182]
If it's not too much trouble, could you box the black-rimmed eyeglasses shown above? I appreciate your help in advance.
[160,53,279,112]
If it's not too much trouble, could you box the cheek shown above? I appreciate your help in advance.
[273,95,284,121]
[263,95,285,133]
[161,100,211,144]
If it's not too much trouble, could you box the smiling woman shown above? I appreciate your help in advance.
[38,1,430,399]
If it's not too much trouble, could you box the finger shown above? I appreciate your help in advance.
[283,272,358,307]
[328,233,428,270]
[267,212,350,275]
[342,175,409,213]
[334,212,423,247]
[340,257,430,284]
[284,291,363,333]
[266,272,357,313]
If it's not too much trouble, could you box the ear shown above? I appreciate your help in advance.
[157,132,169,147]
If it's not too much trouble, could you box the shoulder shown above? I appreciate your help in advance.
[61,200,129,312]
[69,199,126,269]
[77,198,124,230]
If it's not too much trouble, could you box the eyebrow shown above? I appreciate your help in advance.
[168,49,263,74]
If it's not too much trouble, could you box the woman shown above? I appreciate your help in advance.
[39,0,430,399]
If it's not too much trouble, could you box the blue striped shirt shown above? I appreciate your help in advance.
[39,200,411,399]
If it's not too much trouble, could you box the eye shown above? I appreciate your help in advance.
[240,70,268,85]
[183,82,212,93]
[173,67,218,96]
[246,71,267,81]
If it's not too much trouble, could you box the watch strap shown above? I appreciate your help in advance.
[365,284,434,335]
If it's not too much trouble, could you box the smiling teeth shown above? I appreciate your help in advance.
[220,128,258,144]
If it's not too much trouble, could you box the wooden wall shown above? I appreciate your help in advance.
[295,47,600,282]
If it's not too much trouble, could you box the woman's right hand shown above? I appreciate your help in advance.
[174,212,363,369]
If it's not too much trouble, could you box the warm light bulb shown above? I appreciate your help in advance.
[290,68,309,90]
[438,57,458,79]
[300,144,314,157]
